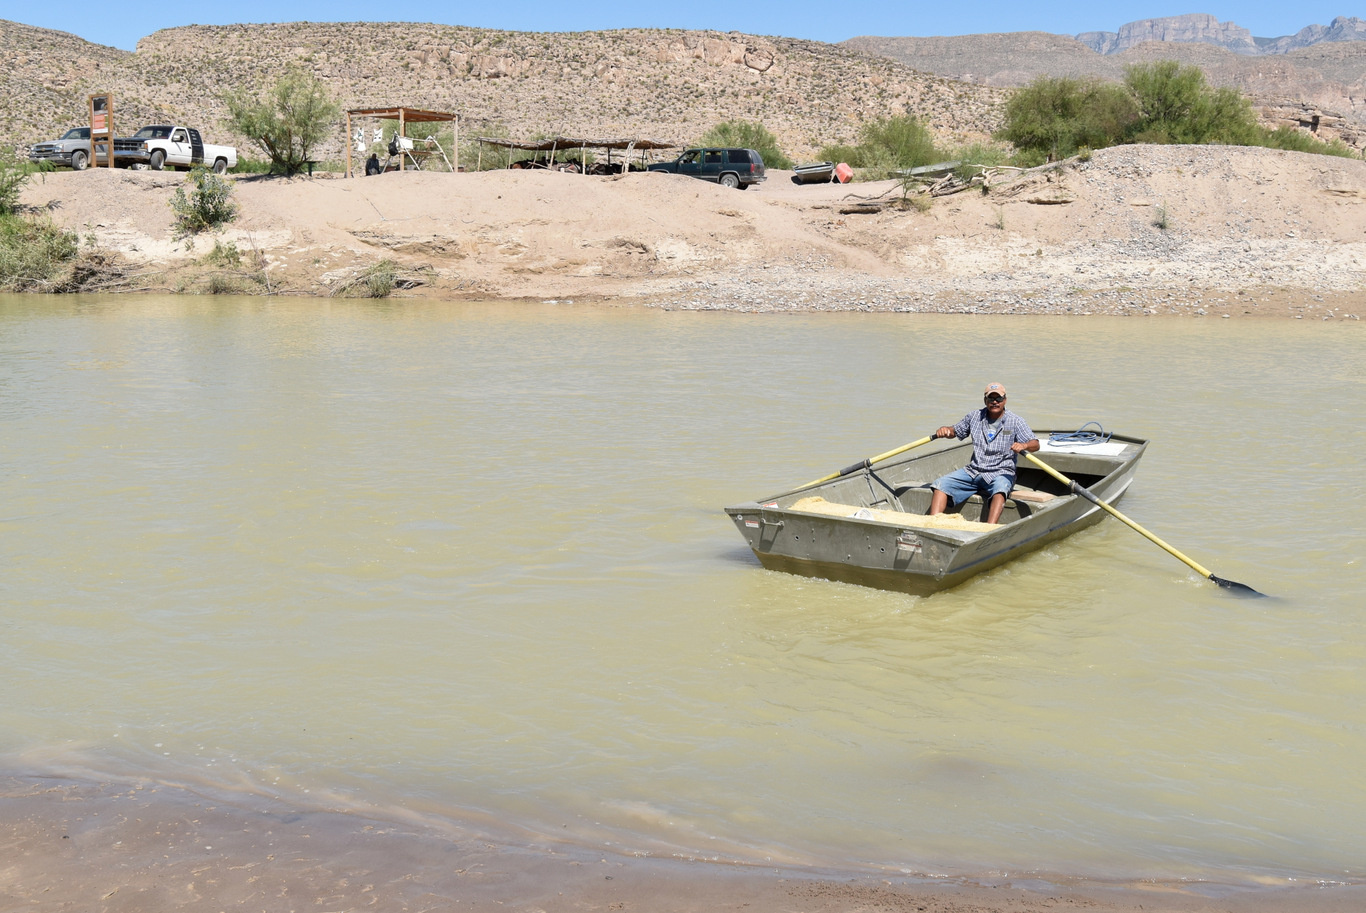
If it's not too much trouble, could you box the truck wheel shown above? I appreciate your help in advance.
[212,158,228,175]
[149,149,166,171]
[70,150,88,171]
[719,173,740,189]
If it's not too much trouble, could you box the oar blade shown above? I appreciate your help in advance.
[1209,575,1268,599]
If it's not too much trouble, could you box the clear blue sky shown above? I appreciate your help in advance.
[13,4,1356,53]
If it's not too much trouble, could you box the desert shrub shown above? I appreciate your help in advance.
[817,116,944,172]
[1123,62,1259,145]
[225,69,341,176]
[170,167,239,239]
[997,76,1137,160]
[697,120,793,169]
[995,62,1338,159]
[207,273,243,294]
[205,238,242,266]
[331,260,398,298]
[1256,125,1358,157]
[232,156,276,174]
[363,260,396,298]
[0,214,80,292]
[854,115,943,170]
[815,143,863,166]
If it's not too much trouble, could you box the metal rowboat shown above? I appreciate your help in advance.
[724,431,1148,595]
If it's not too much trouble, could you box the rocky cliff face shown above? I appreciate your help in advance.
[1077,14,1366,56]
[1259,16,1366,53]
[1078,14,1258,55]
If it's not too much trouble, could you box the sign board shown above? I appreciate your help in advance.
[89,93,113,168]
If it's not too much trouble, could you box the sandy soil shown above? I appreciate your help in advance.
[4,773,1364,913]
[18,144,1366,319]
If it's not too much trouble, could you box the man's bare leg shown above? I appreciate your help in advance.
[929,489,948,516]
[986,492,1006,524]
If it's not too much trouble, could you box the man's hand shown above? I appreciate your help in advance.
[935,426,956,440]
[1011,439,1040,454]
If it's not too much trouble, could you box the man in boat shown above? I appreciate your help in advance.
[927,382,1039,524]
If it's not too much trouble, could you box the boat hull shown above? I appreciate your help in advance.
[725,432,1147,595]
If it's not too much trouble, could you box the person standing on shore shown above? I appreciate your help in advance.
[928,382,1039,524]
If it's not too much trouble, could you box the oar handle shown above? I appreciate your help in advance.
[1023,452,1214,579]
[802,434,936,489]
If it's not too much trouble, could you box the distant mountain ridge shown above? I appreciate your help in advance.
[841,17,1366,149]
[1076,13,1366,55]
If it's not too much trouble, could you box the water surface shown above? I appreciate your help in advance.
[1,296,1362,886]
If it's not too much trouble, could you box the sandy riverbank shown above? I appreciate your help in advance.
[17,144,1366,319]
[4,773,1363,913]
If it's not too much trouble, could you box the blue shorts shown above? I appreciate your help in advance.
[931,467,1013,506]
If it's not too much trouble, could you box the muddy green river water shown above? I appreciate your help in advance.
[1,296,1362,886]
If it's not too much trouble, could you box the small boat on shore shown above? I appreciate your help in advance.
[791,161,835,183]
[724,431,1148,595]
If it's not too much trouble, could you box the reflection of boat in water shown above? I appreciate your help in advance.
[724,431,1148,595]
[792,161,836,184]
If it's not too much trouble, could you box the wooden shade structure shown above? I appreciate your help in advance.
[473,136,675,172]
[346,107,460,177]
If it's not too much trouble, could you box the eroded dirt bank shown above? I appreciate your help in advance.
[18,144,1366,319]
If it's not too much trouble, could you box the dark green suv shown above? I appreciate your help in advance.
[647,147,767,189]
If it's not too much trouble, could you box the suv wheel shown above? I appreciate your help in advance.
[719,173,740,189]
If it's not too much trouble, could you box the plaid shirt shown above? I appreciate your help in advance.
[951,408,1037,484]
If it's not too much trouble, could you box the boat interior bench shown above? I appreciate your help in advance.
[817,475,1061,524]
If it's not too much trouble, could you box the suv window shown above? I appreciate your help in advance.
[678,150,700,165]
[704,150,723,164]
[727,149,753,164]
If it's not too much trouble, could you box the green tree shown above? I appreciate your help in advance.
[697,120,793,169]
[854,115,941,169]
[225,69,341,176]
[0,150,31,215]
[1122,61,1257,145]
[996,76,1137,160]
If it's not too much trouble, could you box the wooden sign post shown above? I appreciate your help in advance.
[89,93,113,168]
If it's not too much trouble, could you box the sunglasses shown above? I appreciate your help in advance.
[984,394,1005,403]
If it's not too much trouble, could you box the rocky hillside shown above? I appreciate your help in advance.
[7,16,1362,163]
[841,31,1366,150]
[0,19,1007,163]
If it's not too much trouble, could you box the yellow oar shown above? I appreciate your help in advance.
[1024,452,1265,598]
[801,435,936,489]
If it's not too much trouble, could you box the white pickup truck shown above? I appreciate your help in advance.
[127,125,238,173]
